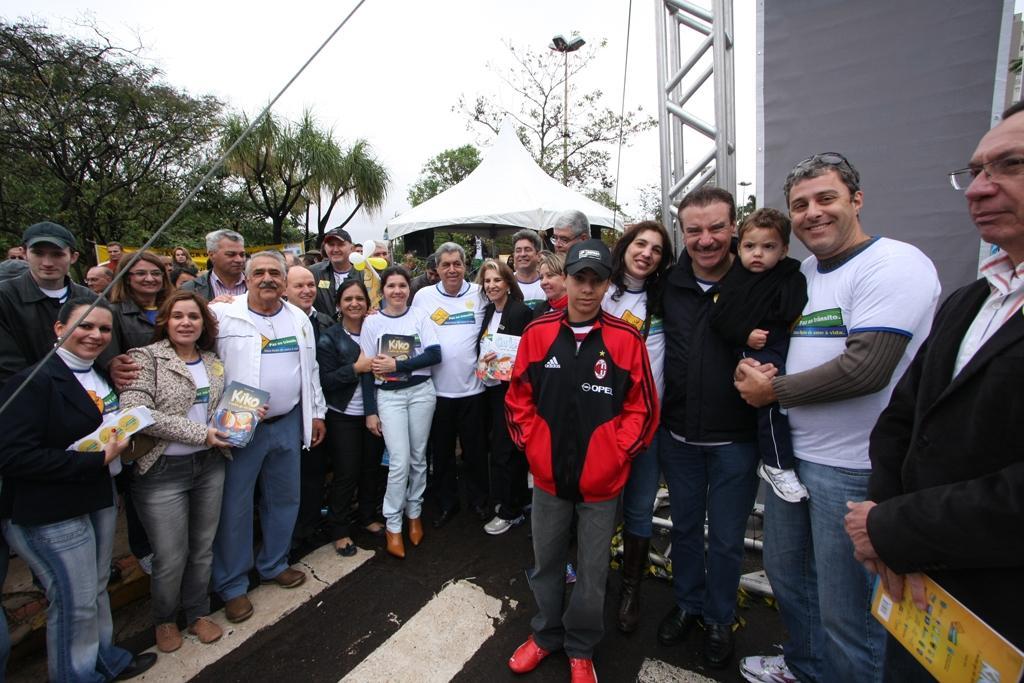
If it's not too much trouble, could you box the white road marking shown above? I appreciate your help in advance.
[340,580,502,683]
[135,544,373,682]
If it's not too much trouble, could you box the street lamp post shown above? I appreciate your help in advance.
[550,33,585,186]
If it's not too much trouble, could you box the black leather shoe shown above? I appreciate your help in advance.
[657,605,702,646]
[432,506,460,529]
[115,652,158,680]
[703,622,734,668]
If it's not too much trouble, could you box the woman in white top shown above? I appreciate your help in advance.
[120,290,235,652]
[602,220,674,634]
[359,266,442,559]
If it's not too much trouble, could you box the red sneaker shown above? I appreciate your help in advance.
[569,657,598,683]
[508,635,551,674]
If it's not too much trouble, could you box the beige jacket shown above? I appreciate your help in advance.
[120,339,229,475]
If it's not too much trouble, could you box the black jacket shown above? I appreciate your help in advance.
[310,260,355,317]
[109,299,157,356]
[661,251,756,442]
[475,298,534,357]
[867,278,1024,648]
[308,309,336,346]
[0,270,110,385]
[317,322,364,414]
[0,354,114,525]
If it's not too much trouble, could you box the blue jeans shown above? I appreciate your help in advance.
[621,432,662,538]
[132,449,225,624]
[3,501,133,682]
[763,459,885,683]
[377,380,436,533]
[658,431,759,626]
[212,406,302,600]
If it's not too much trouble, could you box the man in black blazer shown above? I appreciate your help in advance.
[845,101,1024,678]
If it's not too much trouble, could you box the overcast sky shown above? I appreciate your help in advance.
[8,0,760,244]
[8,1,1020,245]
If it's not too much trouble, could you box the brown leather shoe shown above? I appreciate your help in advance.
[188,617,223,644]
[224,594,254,623]
[155,622,182,653]
[385,529,405,558]
[407,517,424,546]
[263,567,306,589]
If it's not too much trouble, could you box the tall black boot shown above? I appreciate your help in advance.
[617,532,649,633]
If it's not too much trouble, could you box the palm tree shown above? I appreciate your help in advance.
[312,138,390,240]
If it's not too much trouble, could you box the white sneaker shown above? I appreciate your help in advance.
[138,553,154,576]
[484,514,525,535]
[758,464,809,503]
[740,655,798,683]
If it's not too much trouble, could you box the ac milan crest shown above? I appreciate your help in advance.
[593,358,607,380]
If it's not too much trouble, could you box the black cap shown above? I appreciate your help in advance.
[23,221,76,251]
[323,227,352,244]
[565,239,612,279]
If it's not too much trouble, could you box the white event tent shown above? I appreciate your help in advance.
[386,120,625,240]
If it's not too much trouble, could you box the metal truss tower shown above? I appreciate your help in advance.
[654,0,736,245]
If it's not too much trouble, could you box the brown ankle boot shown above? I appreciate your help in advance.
[617,532,649,633]
[385,529,406,558]
[407,517,424,546]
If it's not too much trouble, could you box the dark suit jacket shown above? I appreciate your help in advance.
[867,278,1024,647]
[0,355,113,525]
[476,299,534,357]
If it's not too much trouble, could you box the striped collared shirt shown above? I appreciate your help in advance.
[954,249,1024,376]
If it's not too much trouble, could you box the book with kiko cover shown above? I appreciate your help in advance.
[210,381,270,447]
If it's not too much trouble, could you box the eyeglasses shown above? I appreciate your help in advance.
[549,234,579,246]
[128,269,163,278]
[949,157,1024,190]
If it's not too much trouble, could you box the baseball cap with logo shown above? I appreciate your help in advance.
[323,227,352,244]
[22,221,77,251]
[565,239,612,280]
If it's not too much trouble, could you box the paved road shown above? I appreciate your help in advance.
[10,500,784,682]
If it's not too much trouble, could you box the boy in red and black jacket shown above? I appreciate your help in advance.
[505,239,658,683]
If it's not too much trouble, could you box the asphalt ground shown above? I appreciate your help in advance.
[183,502,784,683]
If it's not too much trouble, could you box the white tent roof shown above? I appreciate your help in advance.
[387,121,624,239]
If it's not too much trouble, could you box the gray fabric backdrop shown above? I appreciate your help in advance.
[758,0,1012,297]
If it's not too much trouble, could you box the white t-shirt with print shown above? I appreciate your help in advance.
[410,282,485,398]
[786,237,940,469]
[359,307,440,386]
[71,365,123,476]
[248,306,301,417]
[602,288,665,400]
[516,277,546,311]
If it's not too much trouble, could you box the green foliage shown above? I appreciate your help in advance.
[737,193,757,223]
[407,145,482,207]
[310,137,389,242]
[0,20,223,264]
[456,39,656,195]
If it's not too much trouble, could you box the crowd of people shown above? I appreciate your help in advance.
[0,101,1021,683]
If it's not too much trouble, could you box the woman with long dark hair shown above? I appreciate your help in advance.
[474,259,534,535]
[359,266,442,559]
[0,297,156,681]
[317,278,386,556]
[604,220,675,633]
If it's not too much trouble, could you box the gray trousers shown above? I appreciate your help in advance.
[132,449,225,624]
[528,487,618,658]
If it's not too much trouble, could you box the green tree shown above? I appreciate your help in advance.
[311,138,390,240]
[456,40,656,195]
[222,109,335,244]
[407,145,481,207]
[0,20,224,263]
